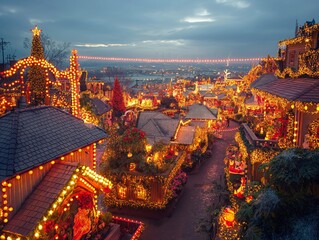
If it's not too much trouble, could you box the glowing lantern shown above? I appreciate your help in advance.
[127,152,133,158]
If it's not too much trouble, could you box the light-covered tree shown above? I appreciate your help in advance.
[111,77,126,118]
[28,26,46,105]
[24,32,70,68]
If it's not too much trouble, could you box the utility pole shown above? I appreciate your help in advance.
[0,38,10,69]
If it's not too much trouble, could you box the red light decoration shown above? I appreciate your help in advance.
[112,216,144,240]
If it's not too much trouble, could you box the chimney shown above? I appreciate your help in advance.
[17,96,27,109]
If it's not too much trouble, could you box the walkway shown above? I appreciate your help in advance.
[139,120,239,240]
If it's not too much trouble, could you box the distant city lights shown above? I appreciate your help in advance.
[78,55,263,63]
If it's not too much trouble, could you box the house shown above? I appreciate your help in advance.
[185,103,218,129]
[0,100,115,239]
[103,111,198,210]
[90,97,112,129]
[136,111,180,145]
[277,20,319,78]
[251,73,319,148]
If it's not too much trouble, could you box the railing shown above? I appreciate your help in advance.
[242,123,279,149]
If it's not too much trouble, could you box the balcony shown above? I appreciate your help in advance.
[242,123,279,149]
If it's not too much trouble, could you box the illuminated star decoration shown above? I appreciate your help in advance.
[31,25,42,36]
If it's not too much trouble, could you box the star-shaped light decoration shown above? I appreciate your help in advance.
[32,25,42,36]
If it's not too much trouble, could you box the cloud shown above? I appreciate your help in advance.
[181,9,215,23]
[74,43,133,48]
[197,9,210,16]
[0,6,17,15]
[216,0,250,9]
[183,17,215,23]
[29,18,55,25]
[142,40,185,46]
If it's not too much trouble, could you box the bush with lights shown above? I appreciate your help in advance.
[99,124,187,210]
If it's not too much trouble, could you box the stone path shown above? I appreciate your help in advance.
[139,120,239,240]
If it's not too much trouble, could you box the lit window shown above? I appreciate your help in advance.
[135,185,147,200]
[118,186,127,199]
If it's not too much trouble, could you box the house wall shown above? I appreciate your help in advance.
[300,112,319,145]
[1,143,96,222]
[285,43,305,70]
[4,161,53,221]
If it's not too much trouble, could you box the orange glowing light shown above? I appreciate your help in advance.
[32,26,42,36]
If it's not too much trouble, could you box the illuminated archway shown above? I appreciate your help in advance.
[0,50,81,117]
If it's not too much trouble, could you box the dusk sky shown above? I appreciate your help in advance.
[0,0,318,60]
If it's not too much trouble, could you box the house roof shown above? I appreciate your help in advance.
[175,125,195,145]
[225,84,237,90]
[217,93,228,100]
[3,162,78,237]
[189,121,207,128]
[90,98,111,116]
[137,111,171,128]
[185,104,217,120]
[251,74,319,103]
[137,111,179,145]
[203,92,217,98]
[0,105,107,181]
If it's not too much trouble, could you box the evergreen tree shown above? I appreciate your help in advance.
[28,26,46,105]
[111,77,126,118]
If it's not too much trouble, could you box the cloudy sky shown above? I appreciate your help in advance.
[0,0,318,60]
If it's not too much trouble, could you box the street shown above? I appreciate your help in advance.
[139,121,239,240]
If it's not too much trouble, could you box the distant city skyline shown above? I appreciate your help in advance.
[0,0,318,60]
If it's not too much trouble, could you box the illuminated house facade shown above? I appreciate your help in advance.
[278,20,319,75]
[237,20,319,182]
[0,103,114,239]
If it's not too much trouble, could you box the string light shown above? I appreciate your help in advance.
[78,55,262,63]
[0,52,81,117]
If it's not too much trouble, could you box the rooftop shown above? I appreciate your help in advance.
[251,74,319,103]
[0,106,107,181]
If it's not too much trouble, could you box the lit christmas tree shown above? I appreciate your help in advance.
[111,77,126,119]
[28,26,47,105]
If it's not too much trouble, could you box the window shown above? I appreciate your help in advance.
[117,185,127,199]
[135,185,147,200]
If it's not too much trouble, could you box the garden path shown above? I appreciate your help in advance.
[139,120,239,240]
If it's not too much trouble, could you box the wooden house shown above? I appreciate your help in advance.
[90,97,112,129]
[184,103,218,130]
[0,102,115,239]
[103,111,199,210]
[278,20,319,71]
[251,73,319,148]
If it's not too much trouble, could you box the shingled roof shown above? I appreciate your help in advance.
[90,98,111,116]
[175,125,195,145]
[0,106,107,181]
[137,111,179,145]
[251,74,319,103]
[3,162,78,237]
[185,104,217,120]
